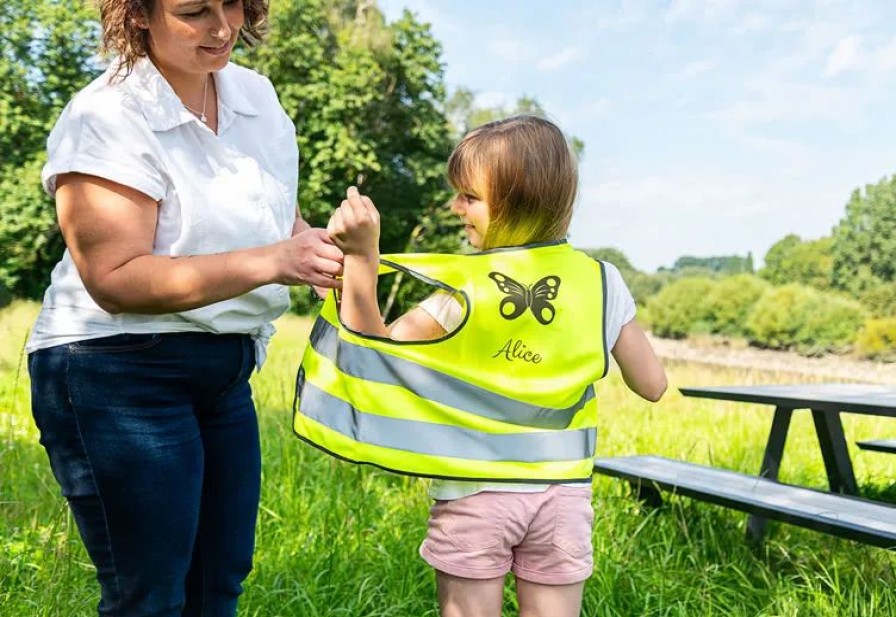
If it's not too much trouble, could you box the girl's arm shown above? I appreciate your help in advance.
[55,173,343,314]
[326,186,389,337]
[327,186,446,341]
[611,319,667,402]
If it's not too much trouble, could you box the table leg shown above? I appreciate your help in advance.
[746,406,793,544]
[811,409,859,496]
[628,480,663,508]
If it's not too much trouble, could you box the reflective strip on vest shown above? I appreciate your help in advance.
[308,317,594,430]
[299,379,596,463]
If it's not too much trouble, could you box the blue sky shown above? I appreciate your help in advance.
[377,0,896,272]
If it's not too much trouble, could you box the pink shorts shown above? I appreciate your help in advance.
[419,485,594,585]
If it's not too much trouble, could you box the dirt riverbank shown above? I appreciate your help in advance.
[647,334,896,384]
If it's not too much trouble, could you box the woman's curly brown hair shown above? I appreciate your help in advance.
[99,0,269,78]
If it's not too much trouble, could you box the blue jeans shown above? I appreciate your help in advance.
[29,332,260,617]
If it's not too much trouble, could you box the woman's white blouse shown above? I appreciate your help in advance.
[27,57,300,368]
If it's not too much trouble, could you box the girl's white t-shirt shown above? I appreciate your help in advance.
[26,57,299,368]
[418,260,637,500]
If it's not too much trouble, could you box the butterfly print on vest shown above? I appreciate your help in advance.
[488,272,561,325]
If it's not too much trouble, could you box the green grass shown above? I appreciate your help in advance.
[2,300,895,616]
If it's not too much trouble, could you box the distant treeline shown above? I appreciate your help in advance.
[581,174,896,360]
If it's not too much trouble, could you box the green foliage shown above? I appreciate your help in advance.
[859,282,896,318]
[580,247,636,274]
[626,271,671,307]
[0,282,11,309]
[668,253,754,275]
[445,87,585,159]
[745,285,866,355]
[760,234,833,289]
[578,247,670,307]
[646,276,715,338]
[0,156,63,299]
[289,286,323,317]
[703,274,769,336]
[0,0,99,168]
[855,318,896,361]
[0,0,99,298]
[831,175,896,293]
[240,1,455,254]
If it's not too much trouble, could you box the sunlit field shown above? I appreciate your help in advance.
[2,301,895,616]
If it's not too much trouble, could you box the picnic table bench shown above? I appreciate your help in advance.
[593,384,896,549]
[856,439,896,454]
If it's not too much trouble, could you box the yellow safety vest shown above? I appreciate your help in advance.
[293,240,608,482]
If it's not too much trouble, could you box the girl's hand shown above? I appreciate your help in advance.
[326,186,380,257]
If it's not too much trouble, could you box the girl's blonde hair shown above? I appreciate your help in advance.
[98,0,269,78]
[447,115,578,250]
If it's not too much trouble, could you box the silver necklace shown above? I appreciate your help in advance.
[182,75,210,124]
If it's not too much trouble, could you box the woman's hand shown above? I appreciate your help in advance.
[274,228,344,288]
[326,186,380,257]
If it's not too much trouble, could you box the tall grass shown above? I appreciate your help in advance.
[2,301,895,616]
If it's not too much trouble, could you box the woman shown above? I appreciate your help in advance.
[26,1,341,615]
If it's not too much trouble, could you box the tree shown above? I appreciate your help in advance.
[831,175,896,294]
[578,247,669,306]
[579,247,635,274]
[0,156,66,299]
[445,87,585,160]
[0,0,99,297]
[670,254,753,275]
[760,234,833,290]
[240,0,456,254]
[0,0,99,168]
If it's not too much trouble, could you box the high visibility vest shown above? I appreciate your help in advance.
[293,240,608,482]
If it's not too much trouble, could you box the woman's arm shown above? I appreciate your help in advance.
[56,173,344,314]
[611,319,667,402]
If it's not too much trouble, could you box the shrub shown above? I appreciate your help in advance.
[855,318,896,361]
[636,304,653,333]
[627,270,670,307]
[796,293,867,355]
[746,284,866,354]
[647,277,715,339]
[859,283,896,318]
[703,274,769,336]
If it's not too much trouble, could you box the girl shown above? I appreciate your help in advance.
[302,115,666,617]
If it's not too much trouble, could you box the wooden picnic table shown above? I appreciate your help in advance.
[594,383,896,549]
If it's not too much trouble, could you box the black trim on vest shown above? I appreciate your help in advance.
[598,260,609,380]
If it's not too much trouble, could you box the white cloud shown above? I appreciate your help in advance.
[874,36,896,73]
[732,12,771,34]
[474,90,515,110]
[712,82,856,131]
[537,47,583,72]
[487,35,529,62]
[825,36,862,77]
[672,59,715,79]
[590,97,612,115]
[666,0,742,23]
